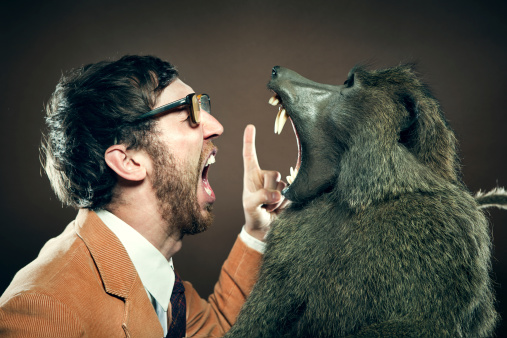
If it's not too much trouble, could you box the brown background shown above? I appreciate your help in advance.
[1,0,506,334]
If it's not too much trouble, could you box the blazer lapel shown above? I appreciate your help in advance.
[74,209,163,337]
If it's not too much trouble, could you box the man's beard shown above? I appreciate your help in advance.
[147,140,214,238]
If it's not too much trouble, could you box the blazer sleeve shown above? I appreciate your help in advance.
[185,235,262,338]
[0,292,84,337]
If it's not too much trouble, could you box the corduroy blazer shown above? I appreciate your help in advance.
[0,209,262,337]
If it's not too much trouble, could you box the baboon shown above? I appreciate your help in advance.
[225,65,504,337]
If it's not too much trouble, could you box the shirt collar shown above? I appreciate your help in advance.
[95,209,175,311]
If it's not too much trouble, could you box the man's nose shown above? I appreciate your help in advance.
[201,111,224,140]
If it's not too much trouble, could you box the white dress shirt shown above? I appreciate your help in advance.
[96,210,265,335]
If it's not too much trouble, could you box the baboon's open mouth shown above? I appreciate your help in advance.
[268,93,302,186]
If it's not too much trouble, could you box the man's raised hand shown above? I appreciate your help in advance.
[242,124,287,241]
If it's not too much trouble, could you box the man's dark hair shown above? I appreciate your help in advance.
[42,55,179,209]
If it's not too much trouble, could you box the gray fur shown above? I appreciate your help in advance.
[476,188,507,210]
[225,65,498,337]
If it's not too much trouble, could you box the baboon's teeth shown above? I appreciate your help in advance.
[269,95,280,106]
[287,166,298,185]
[274,108,288,134]
[274,108,281,134]
[279,109,287,134]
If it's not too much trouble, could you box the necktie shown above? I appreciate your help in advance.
[166,272,186,338]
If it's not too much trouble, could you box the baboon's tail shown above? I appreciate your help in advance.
[475,187,507,210]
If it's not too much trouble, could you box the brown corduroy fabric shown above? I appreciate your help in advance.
[0,209,262,337]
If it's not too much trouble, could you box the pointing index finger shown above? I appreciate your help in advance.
[243,124,260,173]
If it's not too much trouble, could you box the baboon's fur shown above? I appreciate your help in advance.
[476,187,507,210]
[225,65,498,337]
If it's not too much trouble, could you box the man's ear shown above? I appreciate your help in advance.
[104,145,147,181]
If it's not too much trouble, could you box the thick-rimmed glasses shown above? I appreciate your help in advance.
[137,93,210,126]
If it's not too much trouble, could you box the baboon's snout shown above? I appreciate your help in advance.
[268,66,310,106]
[270,66,306,84]
[271,66,280,79]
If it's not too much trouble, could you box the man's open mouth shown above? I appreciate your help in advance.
[202,150,216,198]
[268,93,302,186]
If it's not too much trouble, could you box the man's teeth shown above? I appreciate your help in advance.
[206,154,216,167]
[274,107,288,135]
[286,166,298,185]
[204,186,212,196]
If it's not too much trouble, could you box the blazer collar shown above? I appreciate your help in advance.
[74,209,163,337]
[74,209,139,298]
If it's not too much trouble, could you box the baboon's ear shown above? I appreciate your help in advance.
[348,65,366,88]
[400,93,419,129]
[398,93,419,146]
[408,95,459,183]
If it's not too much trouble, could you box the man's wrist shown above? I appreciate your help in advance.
[239,227,266,254]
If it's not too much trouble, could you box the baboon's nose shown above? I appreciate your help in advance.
[272,66,280,79]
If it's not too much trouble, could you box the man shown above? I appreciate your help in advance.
[0,55,286,337]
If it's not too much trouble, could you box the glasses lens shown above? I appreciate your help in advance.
[189,94,200,125]
[199,94,211,115]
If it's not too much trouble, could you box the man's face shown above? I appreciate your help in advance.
[147,79,224,235]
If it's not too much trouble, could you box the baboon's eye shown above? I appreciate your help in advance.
[344,73,355,88]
